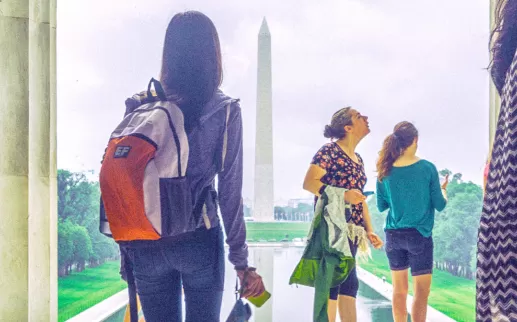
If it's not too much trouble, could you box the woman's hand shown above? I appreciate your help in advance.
[441,174,449,190]
[237,267,265,298]
[367,232,383,249]
[344,189,366,205]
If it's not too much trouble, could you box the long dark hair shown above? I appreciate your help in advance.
[160,11,223,132]
[490,0,517,93]
[376,121,418,181]
[323,107,353,140]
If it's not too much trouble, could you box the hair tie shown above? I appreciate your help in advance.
[392,133,398,140]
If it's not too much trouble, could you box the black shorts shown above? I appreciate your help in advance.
[329,238,359,299]
[385,228,433,276]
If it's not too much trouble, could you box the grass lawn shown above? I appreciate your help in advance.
[359,249,475,322]
[245,221,311,241]
[58,261,126,322]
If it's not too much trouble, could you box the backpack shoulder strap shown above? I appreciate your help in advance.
[221,102,232,172]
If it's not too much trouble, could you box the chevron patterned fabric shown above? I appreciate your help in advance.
[477,48,517,321]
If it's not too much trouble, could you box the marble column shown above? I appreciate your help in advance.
[488,0,501,149]
[0,1,30,320]
[49,1,58,320]
[0,0,57,320]
[28,0,53,320]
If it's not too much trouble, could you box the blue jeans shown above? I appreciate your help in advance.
[385,228,433,276]
[126,226,225,322]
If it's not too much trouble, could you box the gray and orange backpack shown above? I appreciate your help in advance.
[99,78,192,242]
[99,78,231,242]
[98,78,231,322]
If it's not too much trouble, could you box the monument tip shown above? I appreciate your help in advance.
[259,17,270,36]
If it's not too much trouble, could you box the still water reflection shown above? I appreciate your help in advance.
[220,246,397,322]
[105,246,399,322]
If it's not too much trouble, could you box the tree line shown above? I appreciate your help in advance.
[368,169,483,279]
[58,170,119,277]
[274,203,314,222]
[58,167,482,280]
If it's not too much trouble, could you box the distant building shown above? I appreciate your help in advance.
[274,198,289,207]
[243,197,253,209]
[288,198,314,209]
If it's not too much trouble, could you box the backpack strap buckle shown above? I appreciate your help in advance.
[147,78,167,101]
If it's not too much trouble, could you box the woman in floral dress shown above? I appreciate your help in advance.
[303,106,383,322]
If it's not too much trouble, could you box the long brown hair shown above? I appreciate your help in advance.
[160,11,223,132]
[490,0,517,93]
[376,121,418,181]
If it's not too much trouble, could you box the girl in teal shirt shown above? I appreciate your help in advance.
[375,121,448,322]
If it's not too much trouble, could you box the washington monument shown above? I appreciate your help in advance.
[253,18,274,222]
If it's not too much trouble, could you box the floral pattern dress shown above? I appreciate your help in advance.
[311,142,367,227]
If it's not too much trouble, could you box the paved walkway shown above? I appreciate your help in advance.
[66,289,128,322]
[357,267,456,322]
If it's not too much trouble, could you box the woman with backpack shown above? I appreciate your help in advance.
[375,121,448,322]
[100,11,264,322]
[302,106,383,322]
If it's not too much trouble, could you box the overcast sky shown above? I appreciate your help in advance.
[57,0,489,202]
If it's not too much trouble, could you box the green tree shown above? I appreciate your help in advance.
[452,173,463,183]
[433,177,482,279]
[58,170,96,225]
[439,169,453,178]
[70,224,93,272]
[58,170,119,274]
[274,206,284,221]
[296,203,312,212]
[58,221,74,276]
[80,181,119,267]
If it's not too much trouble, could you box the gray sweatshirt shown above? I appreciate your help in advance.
[122,89,249,268]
